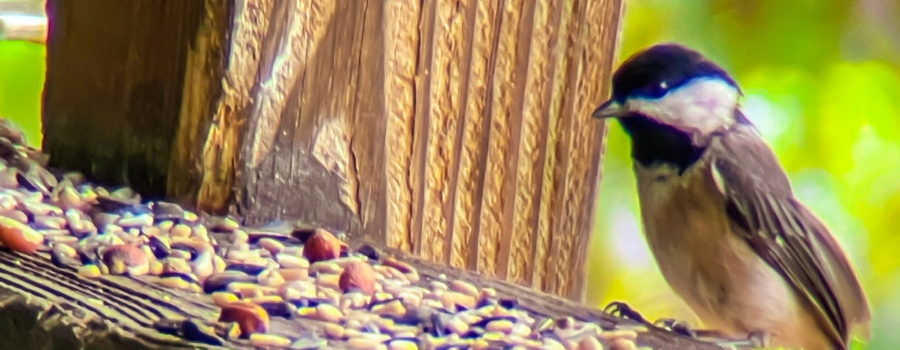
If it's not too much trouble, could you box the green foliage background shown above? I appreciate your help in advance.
[0,40,43,146]
[587,1,900,349]
[0,0,897,348]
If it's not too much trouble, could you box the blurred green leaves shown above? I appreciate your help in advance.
[591,1,900,349]
[0,40,43,146]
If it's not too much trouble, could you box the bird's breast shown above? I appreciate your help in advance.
[634,161,737,295]
[633,161,810,341]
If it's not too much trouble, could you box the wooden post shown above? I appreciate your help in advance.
[43,0,622,300]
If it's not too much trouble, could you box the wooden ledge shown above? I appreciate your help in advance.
[0,241,721,349]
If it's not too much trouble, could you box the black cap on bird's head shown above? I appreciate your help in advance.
[593,43,741,120]
[594,44,747,171]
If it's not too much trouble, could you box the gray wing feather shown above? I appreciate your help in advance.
[710,123,870,348]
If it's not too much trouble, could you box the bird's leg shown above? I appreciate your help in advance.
[655,321,769,348]
[692,329,769,348]
[602,301,652,325]
[643,315,769,349]
[747,330,770,348]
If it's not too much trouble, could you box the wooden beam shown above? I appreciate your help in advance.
[42,0,622,300]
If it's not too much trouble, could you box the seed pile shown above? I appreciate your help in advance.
[0,120,651,350]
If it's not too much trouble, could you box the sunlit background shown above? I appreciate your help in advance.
[587,1,900,349]
[0,0,43,146]
[0,0,898,348]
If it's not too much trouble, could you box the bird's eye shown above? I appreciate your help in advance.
[642,81,669,97]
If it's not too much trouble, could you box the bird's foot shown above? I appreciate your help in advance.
[602,301,651,325]
[602,302,699,338]
[601,302,768,348]
[745,330,769,348]
[653,318,696,338]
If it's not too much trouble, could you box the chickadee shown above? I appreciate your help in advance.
[594,44,870,350]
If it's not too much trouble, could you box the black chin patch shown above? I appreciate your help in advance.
[618,114,706,173]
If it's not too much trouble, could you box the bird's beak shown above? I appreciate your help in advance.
[592,99,628,119]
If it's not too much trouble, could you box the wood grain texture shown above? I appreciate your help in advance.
[383,0,421,252]
[543,0,622,299]
[507,0,554,286]
[386,0,621,298]
[417,0,468,265]
[167,0,241,212]
[0,246,329,349]
[445,0,496,272]
[43,0,622,300]
[473,0,525,278]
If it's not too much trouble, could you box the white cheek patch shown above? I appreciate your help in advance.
[627,78,740,135]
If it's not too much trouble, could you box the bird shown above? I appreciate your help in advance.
[593,44,870,350]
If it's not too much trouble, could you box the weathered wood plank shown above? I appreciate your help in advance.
[0,240,722,350]
[167,0,233,209]
[0,249,222,349]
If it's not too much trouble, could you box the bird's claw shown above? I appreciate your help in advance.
[602,301,651,324]
[746,330,769,348]
[602,302,697,338]
[653,318,696,338]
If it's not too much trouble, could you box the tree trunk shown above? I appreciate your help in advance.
[42,0,621,300]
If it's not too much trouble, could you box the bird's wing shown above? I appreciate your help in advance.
[709,123,870,348]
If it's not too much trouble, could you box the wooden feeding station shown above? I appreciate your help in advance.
[0,0,723,349]
[44,0,616,302]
